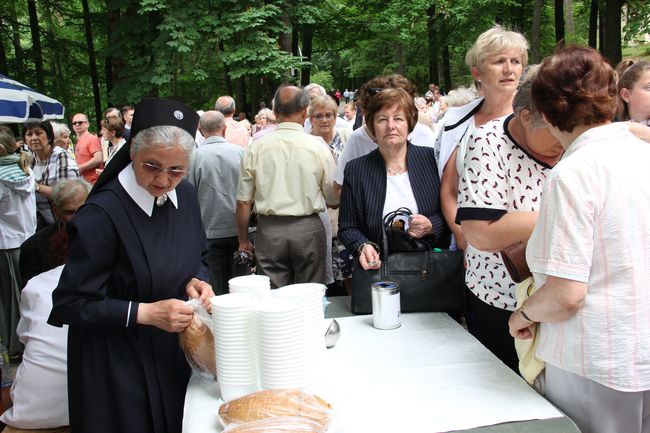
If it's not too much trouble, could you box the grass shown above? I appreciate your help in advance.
[623,43,650,61]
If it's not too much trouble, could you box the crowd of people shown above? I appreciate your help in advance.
[0,23,649,433]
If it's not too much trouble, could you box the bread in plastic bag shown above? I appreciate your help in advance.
[222,416,326,432]
[179,299,217,379]
[218,389,332,432]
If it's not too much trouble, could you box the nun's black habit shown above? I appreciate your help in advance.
[49,99,207,433]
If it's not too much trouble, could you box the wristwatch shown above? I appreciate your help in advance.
[357,241,379,256]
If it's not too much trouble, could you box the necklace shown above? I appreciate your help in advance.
[386,164,406,176]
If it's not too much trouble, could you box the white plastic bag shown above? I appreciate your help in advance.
[179,299,217,379]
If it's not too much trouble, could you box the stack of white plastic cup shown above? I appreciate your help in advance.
[274,283,327,383]
[255,297,308,389]
[228,275,271,298]
[210,293,258,401]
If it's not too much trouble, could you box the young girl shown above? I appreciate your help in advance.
[617,60,650,125]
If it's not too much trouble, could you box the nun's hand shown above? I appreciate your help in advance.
[186,278,214,313]
[137,300,194,333]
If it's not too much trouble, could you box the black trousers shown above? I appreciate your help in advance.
[205,235,253,295]
[465,288,519,374]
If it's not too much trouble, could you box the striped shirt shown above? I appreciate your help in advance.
[527,122,650,391]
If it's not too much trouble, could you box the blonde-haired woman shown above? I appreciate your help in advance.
[0,126,36,356]
[438,25,528,253]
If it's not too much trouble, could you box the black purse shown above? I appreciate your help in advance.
[351,208,465,314]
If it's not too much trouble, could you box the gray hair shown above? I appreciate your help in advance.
[51,121,71,138]
[445,86,480,108]
[214,96,236,115]
[51,178,92,207]
[258,108,277,124]
[465,25,529,74]
[414,97,428,110]
[304,83,327,98]
[273,86,310,116]
[513,65,545,129]
[132,125,195,156]
[199,111,226,134]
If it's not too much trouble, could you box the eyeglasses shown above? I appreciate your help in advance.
[71,121,87,126]
[369,88,385,96]
[312,113,335,121]
[139,162,188,178]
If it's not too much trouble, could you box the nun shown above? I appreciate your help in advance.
[48,98,214,433]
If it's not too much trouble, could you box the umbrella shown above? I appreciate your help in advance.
[0,73,65,123]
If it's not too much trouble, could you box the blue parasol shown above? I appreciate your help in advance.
[0,73,65,123]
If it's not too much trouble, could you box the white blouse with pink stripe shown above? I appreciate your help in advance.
[527,122,650,392]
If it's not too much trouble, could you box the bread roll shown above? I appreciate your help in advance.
[179,312,217,379]
[223,416,324,432]
[219,389,331,431]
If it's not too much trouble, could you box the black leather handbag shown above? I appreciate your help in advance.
[351,208,465,314]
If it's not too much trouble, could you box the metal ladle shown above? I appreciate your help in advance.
[324,319,341,349]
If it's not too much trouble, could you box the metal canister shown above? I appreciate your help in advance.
[371,281,401,330]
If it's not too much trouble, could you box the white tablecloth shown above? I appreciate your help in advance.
[183,313,562,432]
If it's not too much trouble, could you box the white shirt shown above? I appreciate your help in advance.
[0,266,69,429]
[382,172,419,221]
[333,123,436,185]
[118,163,178,217]
[528,122,650,391]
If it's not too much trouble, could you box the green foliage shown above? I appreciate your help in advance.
[0,0,643,118]
[310,70,334,90]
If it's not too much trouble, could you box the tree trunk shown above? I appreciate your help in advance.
[442,39,452,91]
[81,0,102,129]
[563,0,575,39]
[219,42,233,96]
[301,26,313,86]
[598,0,605,53]
[105,0,122,97]
[249,75,261,116]
[554,0,565,46]
[278,12,292,83]
[27,0,45,89]
[8,3,25,81]
[235,77,246,116]
[427,4,439,85]
[43,2,70,114]
[0,31,7,75]
[395,41,405,75]
[602,0,623,65]
[588,0,598,48]
[531,0,543,63]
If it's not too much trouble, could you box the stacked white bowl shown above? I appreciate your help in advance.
[210,293,258,401]
[228,275,271,298]
[273,283,327,382]
[254,297,309,389]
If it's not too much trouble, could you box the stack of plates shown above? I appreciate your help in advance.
[228,275,271,298]
[254,297,309,389]
[274,283,327,381]
[210,294,258,401]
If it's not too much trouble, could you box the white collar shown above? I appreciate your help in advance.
[118,163,178,217]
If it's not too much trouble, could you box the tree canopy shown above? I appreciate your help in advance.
[0,0,648,128]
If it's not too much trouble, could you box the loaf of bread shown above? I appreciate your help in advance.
[179,312,217,379]
[219,389,332,432]
[223,416,325,432]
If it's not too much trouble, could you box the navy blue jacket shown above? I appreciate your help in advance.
[338,143,449,255]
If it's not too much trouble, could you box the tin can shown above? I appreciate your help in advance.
[371,281,401,330]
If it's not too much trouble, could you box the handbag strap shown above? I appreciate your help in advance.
[382,207,413,231]
[380,207,413,279]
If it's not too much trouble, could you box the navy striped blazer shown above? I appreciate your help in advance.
[338,143,449,255]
